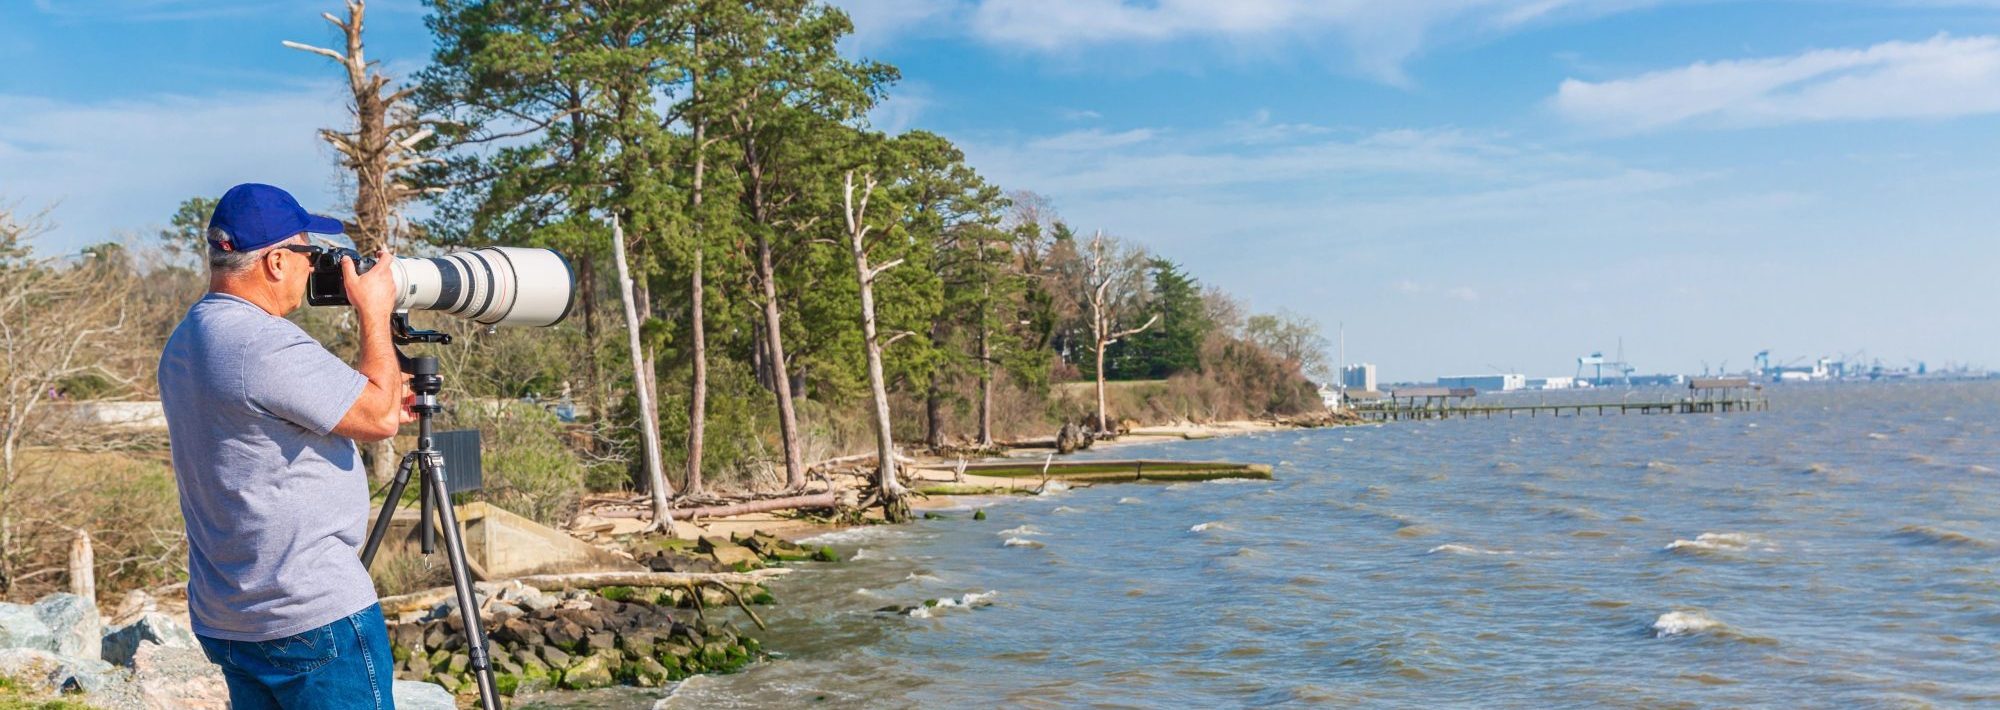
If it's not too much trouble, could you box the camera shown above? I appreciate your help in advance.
[305,246,576,327]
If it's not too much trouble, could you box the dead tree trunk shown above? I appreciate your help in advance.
[613,218,672,528]
[285,0,431,486]
[1084,230,1157,435]
[844,171,911,522]
[683,64,710,497]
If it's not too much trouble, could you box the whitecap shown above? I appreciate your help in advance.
[1003,538,1044,549]
[1052,505,1083,513]
[1118,497,1144,505]
[1652,610,1726,637]
[909,590,999,618]
[1428,543,1510,556]
[1038,482,1071,495]
[999,525,1045,537]
[1165,483,1196,491]
[801,527,903,545]
[850,548,882,561]
[1665,532,1774,553]
[1190,522,1226,533]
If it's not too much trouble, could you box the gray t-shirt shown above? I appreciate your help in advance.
[158,292,377,642]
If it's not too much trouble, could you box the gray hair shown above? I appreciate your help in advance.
[208,229,304,275]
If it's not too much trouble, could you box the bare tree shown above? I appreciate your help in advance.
[612,218,672,529]
[285,0,433,485]
[842,171,911,522]
[1083,230,1157,434]
[0,210,128,595]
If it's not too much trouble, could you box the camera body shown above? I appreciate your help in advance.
[306,247,374,308]
[302,245,576,328]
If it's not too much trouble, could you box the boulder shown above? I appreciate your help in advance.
[0,647,134,700]
[706,543,761,571]
[393,680,458,710]
[34,594,101,660]
[102,612,197,667]
[560,650,614,689]
[0,603,55,652]
[131,644,227,709]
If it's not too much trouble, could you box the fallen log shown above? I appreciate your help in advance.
[378,568,792,615]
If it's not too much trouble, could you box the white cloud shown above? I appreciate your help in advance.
[0,90,346,253]
[963,0,1657,83]
[831,0,958,52]
[1025,128,1156,152]
[1554,33,2000,132]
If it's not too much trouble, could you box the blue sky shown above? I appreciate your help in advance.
[5,0,1999,381]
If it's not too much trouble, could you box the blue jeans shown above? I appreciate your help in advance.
[197,603,397,710]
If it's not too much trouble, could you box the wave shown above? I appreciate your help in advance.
[1117,497,1144,505]
[850,548,883,561]
[1665,532,1775,555]
[1051,505,1083,514]
[1190,521,1230,533]
[909,590,999,618]
[1640,461,1679,473]
[1002,537,1045,549]
[999,525,1045,537]
[1038,481,1071,495]
[1894,525,1996,549]
[801,526,903,545]
[1650,610,1777,645]
[1651,610,1726,637]
[1428,543,1511,556]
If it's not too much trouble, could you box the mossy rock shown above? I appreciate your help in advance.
[812,546,840,562]
[973,509,987,521]
[599,586,636,602]
[391,643,411,662]
[749,590,776,605]
[494,673,521,696]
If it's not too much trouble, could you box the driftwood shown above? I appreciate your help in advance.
[596,491,844,520]
[378,569,791,615]
[808,451,917,472]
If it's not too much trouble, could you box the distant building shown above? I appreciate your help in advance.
[1438,374,1526,392]
[1529,376,1578,390]
[1341,363,1378,393]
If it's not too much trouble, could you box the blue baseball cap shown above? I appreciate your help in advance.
[206,183,344,252]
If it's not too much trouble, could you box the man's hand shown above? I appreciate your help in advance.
[329,248,406,443]
[342,248,398,319]
[399,377,418,425]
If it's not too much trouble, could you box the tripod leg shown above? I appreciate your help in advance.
[360,452,420,570]
[425,455,501,710]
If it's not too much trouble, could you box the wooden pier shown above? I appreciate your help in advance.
[1353,378,1768,422]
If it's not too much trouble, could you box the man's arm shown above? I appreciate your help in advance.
[331,248,413,442]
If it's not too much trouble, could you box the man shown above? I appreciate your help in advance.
[158,183,411,709]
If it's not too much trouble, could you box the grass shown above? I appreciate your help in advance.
[0,676,95,710]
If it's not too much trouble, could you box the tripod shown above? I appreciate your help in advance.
[359,319,500,710]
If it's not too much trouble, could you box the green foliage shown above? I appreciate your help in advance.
[444,401,600,526]
[1110,259,1209,379]
[158,196,216,268]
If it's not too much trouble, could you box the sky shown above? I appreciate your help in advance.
[4,0,1999,382]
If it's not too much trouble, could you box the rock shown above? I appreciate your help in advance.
[973,509,987,521]
[131,644,227,709]
[393,679,457,710]
[519,592,558,613]
[585,631,616,653]
[560,651,614,689]
[0,647,134,700]
[35,594,102,660]
[632,656,670,687]
[539,645,571,669]
[0,602,56,652]
[102,612,197,667]
[706,542,761,571]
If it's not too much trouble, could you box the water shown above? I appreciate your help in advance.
[596,381,2000,708]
